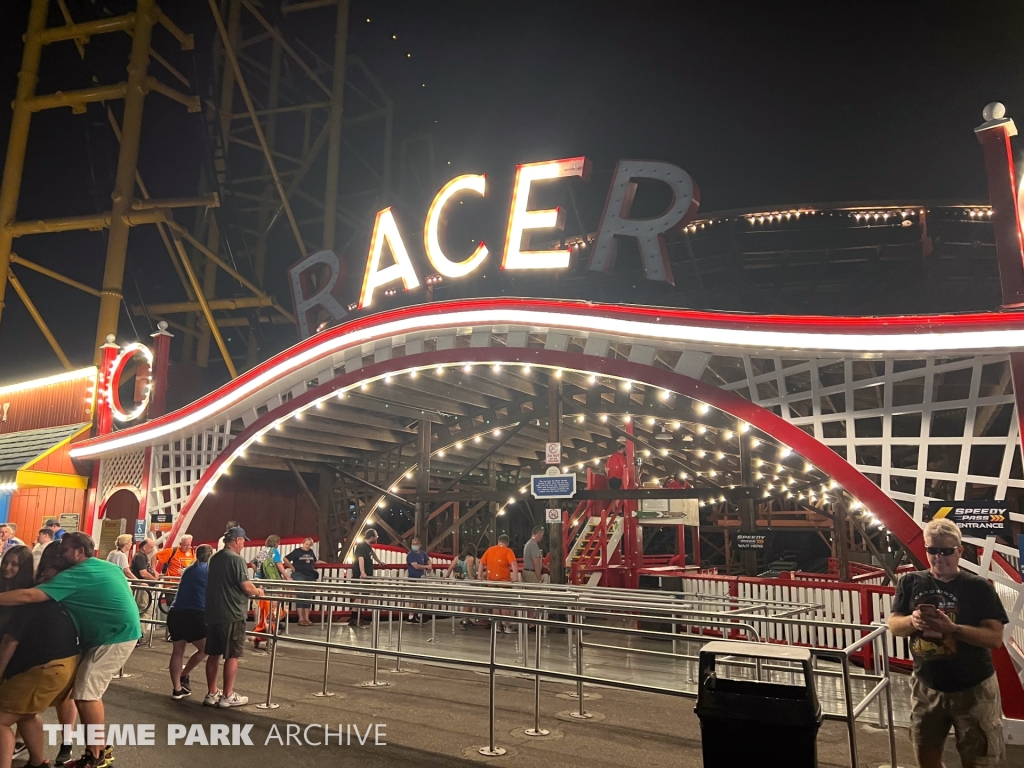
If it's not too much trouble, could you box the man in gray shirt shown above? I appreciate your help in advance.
[522,526,544,584]
[204,527,262,708]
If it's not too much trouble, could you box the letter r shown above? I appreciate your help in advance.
[589,160,700,284]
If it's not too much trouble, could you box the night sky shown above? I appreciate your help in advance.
[1,0,1023,382]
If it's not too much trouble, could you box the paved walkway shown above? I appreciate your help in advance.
[20,621,1020,767]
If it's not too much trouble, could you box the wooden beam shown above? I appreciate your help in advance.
[428,500,487,551]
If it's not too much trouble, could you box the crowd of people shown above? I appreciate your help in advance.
[0,501,1007,768]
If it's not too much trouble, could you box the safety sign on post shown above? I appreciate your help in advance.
[545,442,561,464]
[545,508,563,524]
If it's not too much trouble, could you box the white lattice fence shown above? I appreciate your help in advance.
[711,353,1022,520]
[147,421,233,539]
[96,451,146,500]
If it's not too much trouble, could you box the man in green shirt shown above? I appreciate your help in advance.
[204,527,263,708]
[0,531,141,768]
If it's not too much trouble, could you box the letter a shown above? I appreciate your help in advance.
[358,208,420,309]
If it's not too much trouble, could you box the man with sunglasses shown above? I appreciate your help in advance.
[888,518,1008,768]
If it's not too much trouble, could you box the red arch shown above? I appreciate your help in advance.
[167,346,940,567]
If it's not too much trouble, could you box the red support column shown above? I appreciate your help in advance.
[84,336,121,536]
[148,320,173,419]
[971,100,1024,724]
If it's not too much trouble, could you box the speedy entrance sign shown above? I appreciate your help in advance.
[289,157,700,336]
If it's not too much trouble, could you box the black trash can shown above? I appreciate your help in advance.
[694,641,822,768]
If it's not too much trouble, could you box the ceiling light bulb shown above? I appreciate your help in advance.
[723,430,733,440]
[474,436,481,443]
[697,425,707,435]
[463,364,472,373]
[659,390,670,401]
[554,369,563,378]
[647,417,655,426]
[780,447,791,458]
[600,414,608,422]
[716,451,724,460]
[493,364,501,372]
[455,442,463,450]
[577,415,585,423]
[660,448,668,456]
[522,365,531,374]
[438,450,445,458]
[436,366,445,375]
[588,375,597,385]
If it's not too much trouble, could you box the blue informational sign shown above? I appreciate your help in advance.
[134,518,147,542]
[531,474,577,499]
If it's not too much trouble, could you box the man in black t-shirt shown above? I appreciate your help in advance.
[0,600,80,767]
[285,538,319,626]
[131,538,158,623]
[889,518,1008,768]
[348,529,383,627]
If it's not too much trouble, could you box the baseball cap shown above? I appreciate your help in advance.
[224,526,250,541]
[45,518,59,526]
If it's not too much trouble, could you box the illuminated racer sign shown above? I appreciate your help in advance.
[288,157,700,334]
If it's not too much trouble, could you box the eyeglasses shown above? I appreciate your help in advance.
[925,546,957,557]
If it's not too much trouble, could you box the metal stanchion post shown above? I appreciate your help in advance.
[314,594,335,697]
[392,602,405,673]
[257,598,281,710]
[478,620,506,756]
[840,654,858,768]
[569,616,592,719]
[524,613,548,737]
[362,607,389,688]
[881,647,897,768]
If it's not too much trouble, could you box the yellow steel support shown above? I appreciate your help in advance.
[322,0,350,251]
[209,0,308,260]
[0,0,50,332]
[6,269,73,371]
[136,296,275,315]
[9,254,102,297]
[169,233,238,378]
[93,0,158,360]
[26,82,129,113]
[8,207,171,236]
[39,14,136,44]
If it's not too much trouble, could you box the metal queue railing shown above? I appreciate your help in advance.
[126,577,897,766]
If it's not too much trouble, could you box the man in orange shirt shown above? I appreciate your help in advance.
[156,535,196,578]
[477,535,519,634]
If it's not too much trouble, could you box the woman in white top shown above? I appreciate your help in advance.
[106,534,134,578]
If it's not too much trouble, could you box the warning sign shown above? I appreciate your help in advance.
[924,501,1008,539]
[545,442,561,465]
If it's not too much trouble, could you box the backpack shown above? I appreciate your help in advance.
[157,547,178,576]
[256,548,282,580]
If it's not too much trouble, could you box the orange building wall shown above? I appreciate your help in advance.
[7,486,86,541]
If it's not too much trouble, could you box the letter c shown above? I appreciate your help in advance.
[424,174,489,278]
[303,724,322,746]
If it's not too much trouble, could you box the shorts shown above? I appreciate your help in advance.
[0,655,78,714]
[73,641,137,702]
[522,570,540,584]
[291,571,317,609]
[167,609,207,643]
[608,477,623,490]
[910,673,1004,766]
[206,620,246,659]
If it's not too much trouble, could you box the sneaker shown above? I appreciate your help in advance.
[218,692,249,708]
[55,743,74,766]
[202,690,222,706]
[13,741,26,760]
[503,625,517,634]
[172,688,190,700]
[180,674,191,693]
[65,750,112,768]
